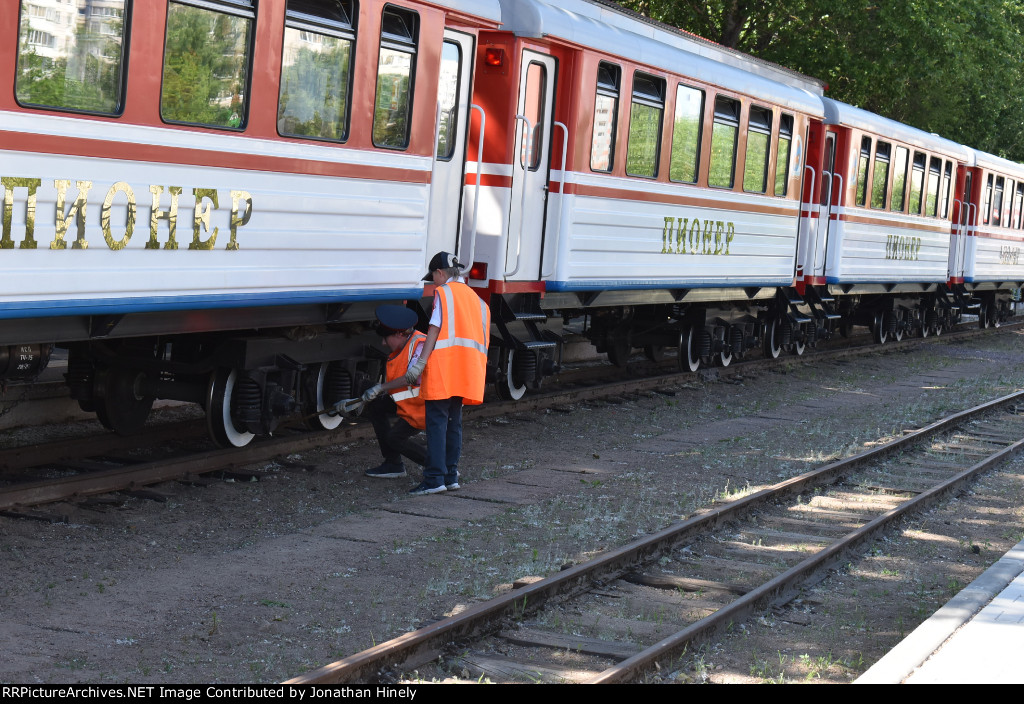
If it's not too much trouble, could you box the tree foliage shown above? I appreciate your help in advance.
[619,0,1024,161]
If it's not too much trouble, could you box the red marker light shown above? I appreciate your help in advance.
[468,262,488,281]
[484,48,504,67]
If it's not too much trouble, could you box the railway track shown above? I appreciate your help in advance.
[285,389,1024,684]
[0,320,1016,516]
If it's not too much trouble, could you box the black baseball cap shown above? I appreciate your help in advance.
[422,251,465,281]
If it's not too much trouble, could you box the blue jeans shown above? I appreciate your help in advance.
[424,397,463,487]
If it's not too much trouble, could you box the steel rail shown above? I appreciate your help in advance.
[2,322,1018,511]
[589,401,1024,682]
[284,388,1024,685]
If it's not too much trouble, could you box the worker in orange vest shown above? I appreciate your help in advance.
[402,252,490,495]
[360,305,427,479]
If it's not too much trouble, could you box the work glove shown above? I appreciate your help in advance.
[403,358,426,385]
[326,397,363,417]
[361,384,384,403]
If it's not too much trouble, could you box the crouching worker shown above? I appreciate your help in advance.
[361,305,427,479]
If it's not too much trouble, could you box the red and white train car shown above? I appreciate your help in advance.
[798,99,974,341]
[954,148,1024,326]
[467,0,827,387]
[1,0,500,444]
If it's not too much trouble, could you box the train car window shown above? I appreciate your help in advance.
[941,162,953,219]
[1006,179,1016,229]
[161,0,254,129]
[669,84,704,184]
[742,106,772,193]
[926,157,942,217]
[372,5,418,149]
[520,62,547,170]
[278,0,356,142]
[709,96,740,189]
[434,40,462,159]
[891,146,909,212]
[15,0,130,115]
[1015,181,1024,228]
[870,141,890,209]
[992,176,1005,227]
[1015,183,1024,229]
[908,152,926,215]
[773,114,793,196]
[982,174,993,225]
[591,63,620,172]
[856,137,871,206]
[625,72,665,178]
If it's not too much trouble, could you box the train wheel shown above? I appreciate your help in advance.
[763,318,782,359]
[495,348,528,401]
[677,327,700,372]
[791,338,806,356]
[872,313,888,345]
[303,362,347,431]
[606,336,631,368]
[97,368,154,435]
[717,347,733,367]
[643,345,665,362]
[979,304,991,329]
[893,319,904,342]
[207,368,255,448]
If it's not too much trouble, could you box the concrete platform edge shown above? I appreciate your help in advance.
[856,537,1024,684]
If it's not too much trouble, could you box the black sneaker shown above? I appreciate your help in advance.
[408,482,446,496]
[365,462,407,479]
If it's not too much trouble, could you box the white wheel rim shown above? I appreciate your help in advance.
[218,370,254,448]
[314,363,344,430]
[505,350,527,401]
[686,328,700,371]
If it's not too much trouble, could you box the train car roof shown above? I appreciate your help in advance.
[497,0,826,117]
[439,0,502,23]
[822,98,971,161]
[970,148,1024,178]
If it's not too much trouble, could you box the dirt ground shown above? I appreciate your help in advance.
[2,330,1024,684]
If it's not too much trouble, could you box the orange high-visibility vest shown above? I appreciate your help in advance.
[386,331,427,429]
[421,281,490,404]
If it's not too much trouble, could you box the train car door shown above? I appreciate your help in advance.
[814,132,838,278]
[506,49,556,281]
[950,171,974,282]
[426,30,476,260]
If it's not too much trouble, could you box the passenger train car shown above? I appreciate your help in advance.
[1,0,1020,447]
